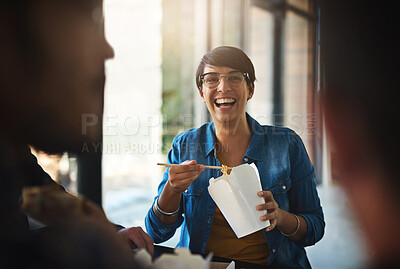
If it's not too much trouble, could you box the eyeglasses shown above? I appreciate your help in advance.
[200,71,248,88]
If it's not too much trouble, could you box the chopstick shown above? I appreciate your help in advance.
[157,163,232,170]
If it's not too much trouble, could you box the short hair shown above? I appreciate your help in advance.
[195,46,256,90]
[320,0,399,178]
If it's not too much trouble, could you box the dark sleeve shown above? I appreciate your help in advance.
[114,224,125,231]
[23,147,128,232]
[21,146,62,189]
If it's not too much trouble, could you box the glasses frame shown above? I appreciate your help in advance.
[200,71,249,89]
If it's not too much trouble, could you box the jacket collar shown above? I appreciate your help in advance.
[245,113,264,162]
[204,123,217,158]
[203,113,264,162]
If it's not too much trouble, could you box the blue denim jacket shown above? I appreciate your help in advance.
[145,114,325,268]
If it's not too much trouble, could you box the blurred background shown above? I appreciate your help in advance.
[32,0,368,268]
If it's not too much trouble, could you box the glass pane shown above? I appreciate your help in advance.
[287,0,310,13]
[223,0,242,46]
[283,11,315,161]
[30,149,78,194]
[210,0,242,48]
[162,0,196,155]
[247,6,274,125]
[103,0,163,228]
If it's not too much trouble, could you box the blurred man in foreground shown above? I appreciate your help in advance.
[321,1,400,268]
[0,0,152,267]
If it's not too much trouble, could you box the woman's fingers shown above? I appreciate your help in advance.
[257,190,280,232]
[171,165,201,174]
[261,209,278,232]
[168,174,201,191]
[260,210,278,221]
[170,168,203,181]
[257,191,278,210]
[257,201,278,211]
[169,169,202,185]
[258,190,274,201]
[167,160,205,192]
[266,218,277,232]
[169,163,204,181]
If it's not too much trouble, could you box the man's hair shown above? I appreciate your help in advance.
[195,46,256,90]
[320,1,399,178]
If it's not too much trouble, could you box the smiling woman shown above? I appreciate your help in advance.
[195,47,255,127]
[145,46,325,268]
[199,65,253,126]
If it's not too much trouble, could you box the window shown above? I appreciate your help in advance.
[102,0,163,229]
[247,6,274,125]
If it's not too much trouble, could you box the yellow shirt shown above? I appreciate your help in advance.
[205,154,270,265]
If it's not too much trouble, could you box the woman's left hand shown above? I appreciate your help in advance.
[257,191,281,232]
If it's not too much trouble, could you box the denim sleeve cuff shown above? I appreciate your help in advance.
[146,202,183,242]
[296,214,319,247]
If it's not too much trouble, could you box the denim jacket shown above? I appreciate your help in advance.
[145,114,325,268]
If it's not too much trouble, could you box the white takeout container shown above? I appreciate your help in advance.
[134,248,215,269]
[208,163,270,238]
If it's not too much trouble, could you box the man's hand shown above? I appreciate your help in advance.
[118,226,154,256]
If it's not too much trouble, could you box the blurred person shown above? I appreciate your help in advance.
[320,1,400,268]
[0,0,152,267]
[146,46,325,268]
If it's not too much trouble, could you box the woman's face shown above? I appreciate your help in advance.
[199,65,253,125]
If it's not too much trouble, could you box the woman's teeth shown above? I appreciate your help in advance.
[215,98,235,107]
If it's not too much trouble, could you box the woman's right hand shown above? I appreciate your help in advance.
[167,160,205,193]
[155,160,204,224]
